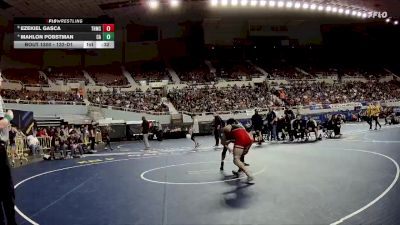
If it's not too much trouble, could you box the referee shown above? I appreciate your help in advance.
[0,73,17,225]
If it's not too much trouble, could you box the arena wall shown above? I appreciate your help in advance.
[4,103,87,116]
[5,101,400,125]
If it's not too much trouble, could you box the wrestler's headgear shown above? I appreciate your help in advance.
[223,125,232,133]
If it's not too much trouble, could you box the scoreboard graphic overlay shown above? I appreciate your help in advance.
[14,18,115,49]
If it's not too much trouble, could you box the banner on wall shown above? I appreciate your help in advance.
[10,110,34,135]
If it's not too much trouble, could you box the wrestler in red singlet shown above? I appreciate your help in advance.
[223,124,254,183]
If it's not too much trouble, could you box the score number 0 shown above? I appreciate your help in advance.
[102,24,114,32]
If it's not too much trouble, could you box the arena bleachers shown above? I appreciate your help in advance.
[171,58,215,84]
[273,80,400,106]
[2,69,48,86]
[214,60,261,81]
[86,65,129,86]
[87,90,169,112]
[128,61,170,83]
[1,89,83,103]
[46,67,87,83]
[167,82,279,113]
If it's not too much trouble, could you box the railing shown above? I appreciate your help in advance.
[9,134,103,160]
[90,103,170,115]
[4,99,86,105]
[7,137,28,163]
[4,79,24,85]
[178,107,286,116]
[178,99,400,116]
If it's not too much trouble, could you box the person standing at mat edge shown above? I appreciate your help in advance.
[142,116,151,150]
[0,73,17,225]
[190,115,200,149]
[213,113,224,147]
[372,102,382,130]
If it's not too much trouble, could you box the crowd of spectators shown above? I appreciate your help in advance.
[274,80,400,106]
[87,89,169,112]
[1,89,84,103]
[32,125,102,159]
[167,83,278,113]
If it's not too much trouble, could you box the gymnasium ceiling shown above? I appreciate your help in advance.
[0,0,398,22]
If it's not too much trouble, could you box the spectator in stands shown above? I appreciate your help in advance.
[26,134,42,156]
[50,132,66,159]
[67,131,84,157]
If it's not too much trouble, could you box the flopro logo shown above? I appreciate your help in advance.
[367,11,388,18]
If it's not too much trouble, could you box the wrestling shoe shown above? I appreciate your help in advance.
[232,170,244,177]
[247,176,255,184]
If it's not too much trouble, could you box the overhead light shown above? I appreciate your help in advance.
[326,6,332,12]
[231,0,238,6]
[277,1,284,7]
[241,0,248,6]
[317,5,324,11]
[286,1,293,8]
[250,0,258,6]
[362,12,367,18]
[357,11,362,17]
[170,0,180,8]
[221,0,228,6]
[345,9,350,15]
[211,0,218,6]
[294,2,301,9]
[302,3,309,9]
[310,4,316,10]
[338,8,344,14]
[269,0,276,7]
[148,0,159,9]
[394,21,399,25]
[260,0,267,6]
[385,18,391,23]
[352,10,357,16]
[332,7,337,13]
